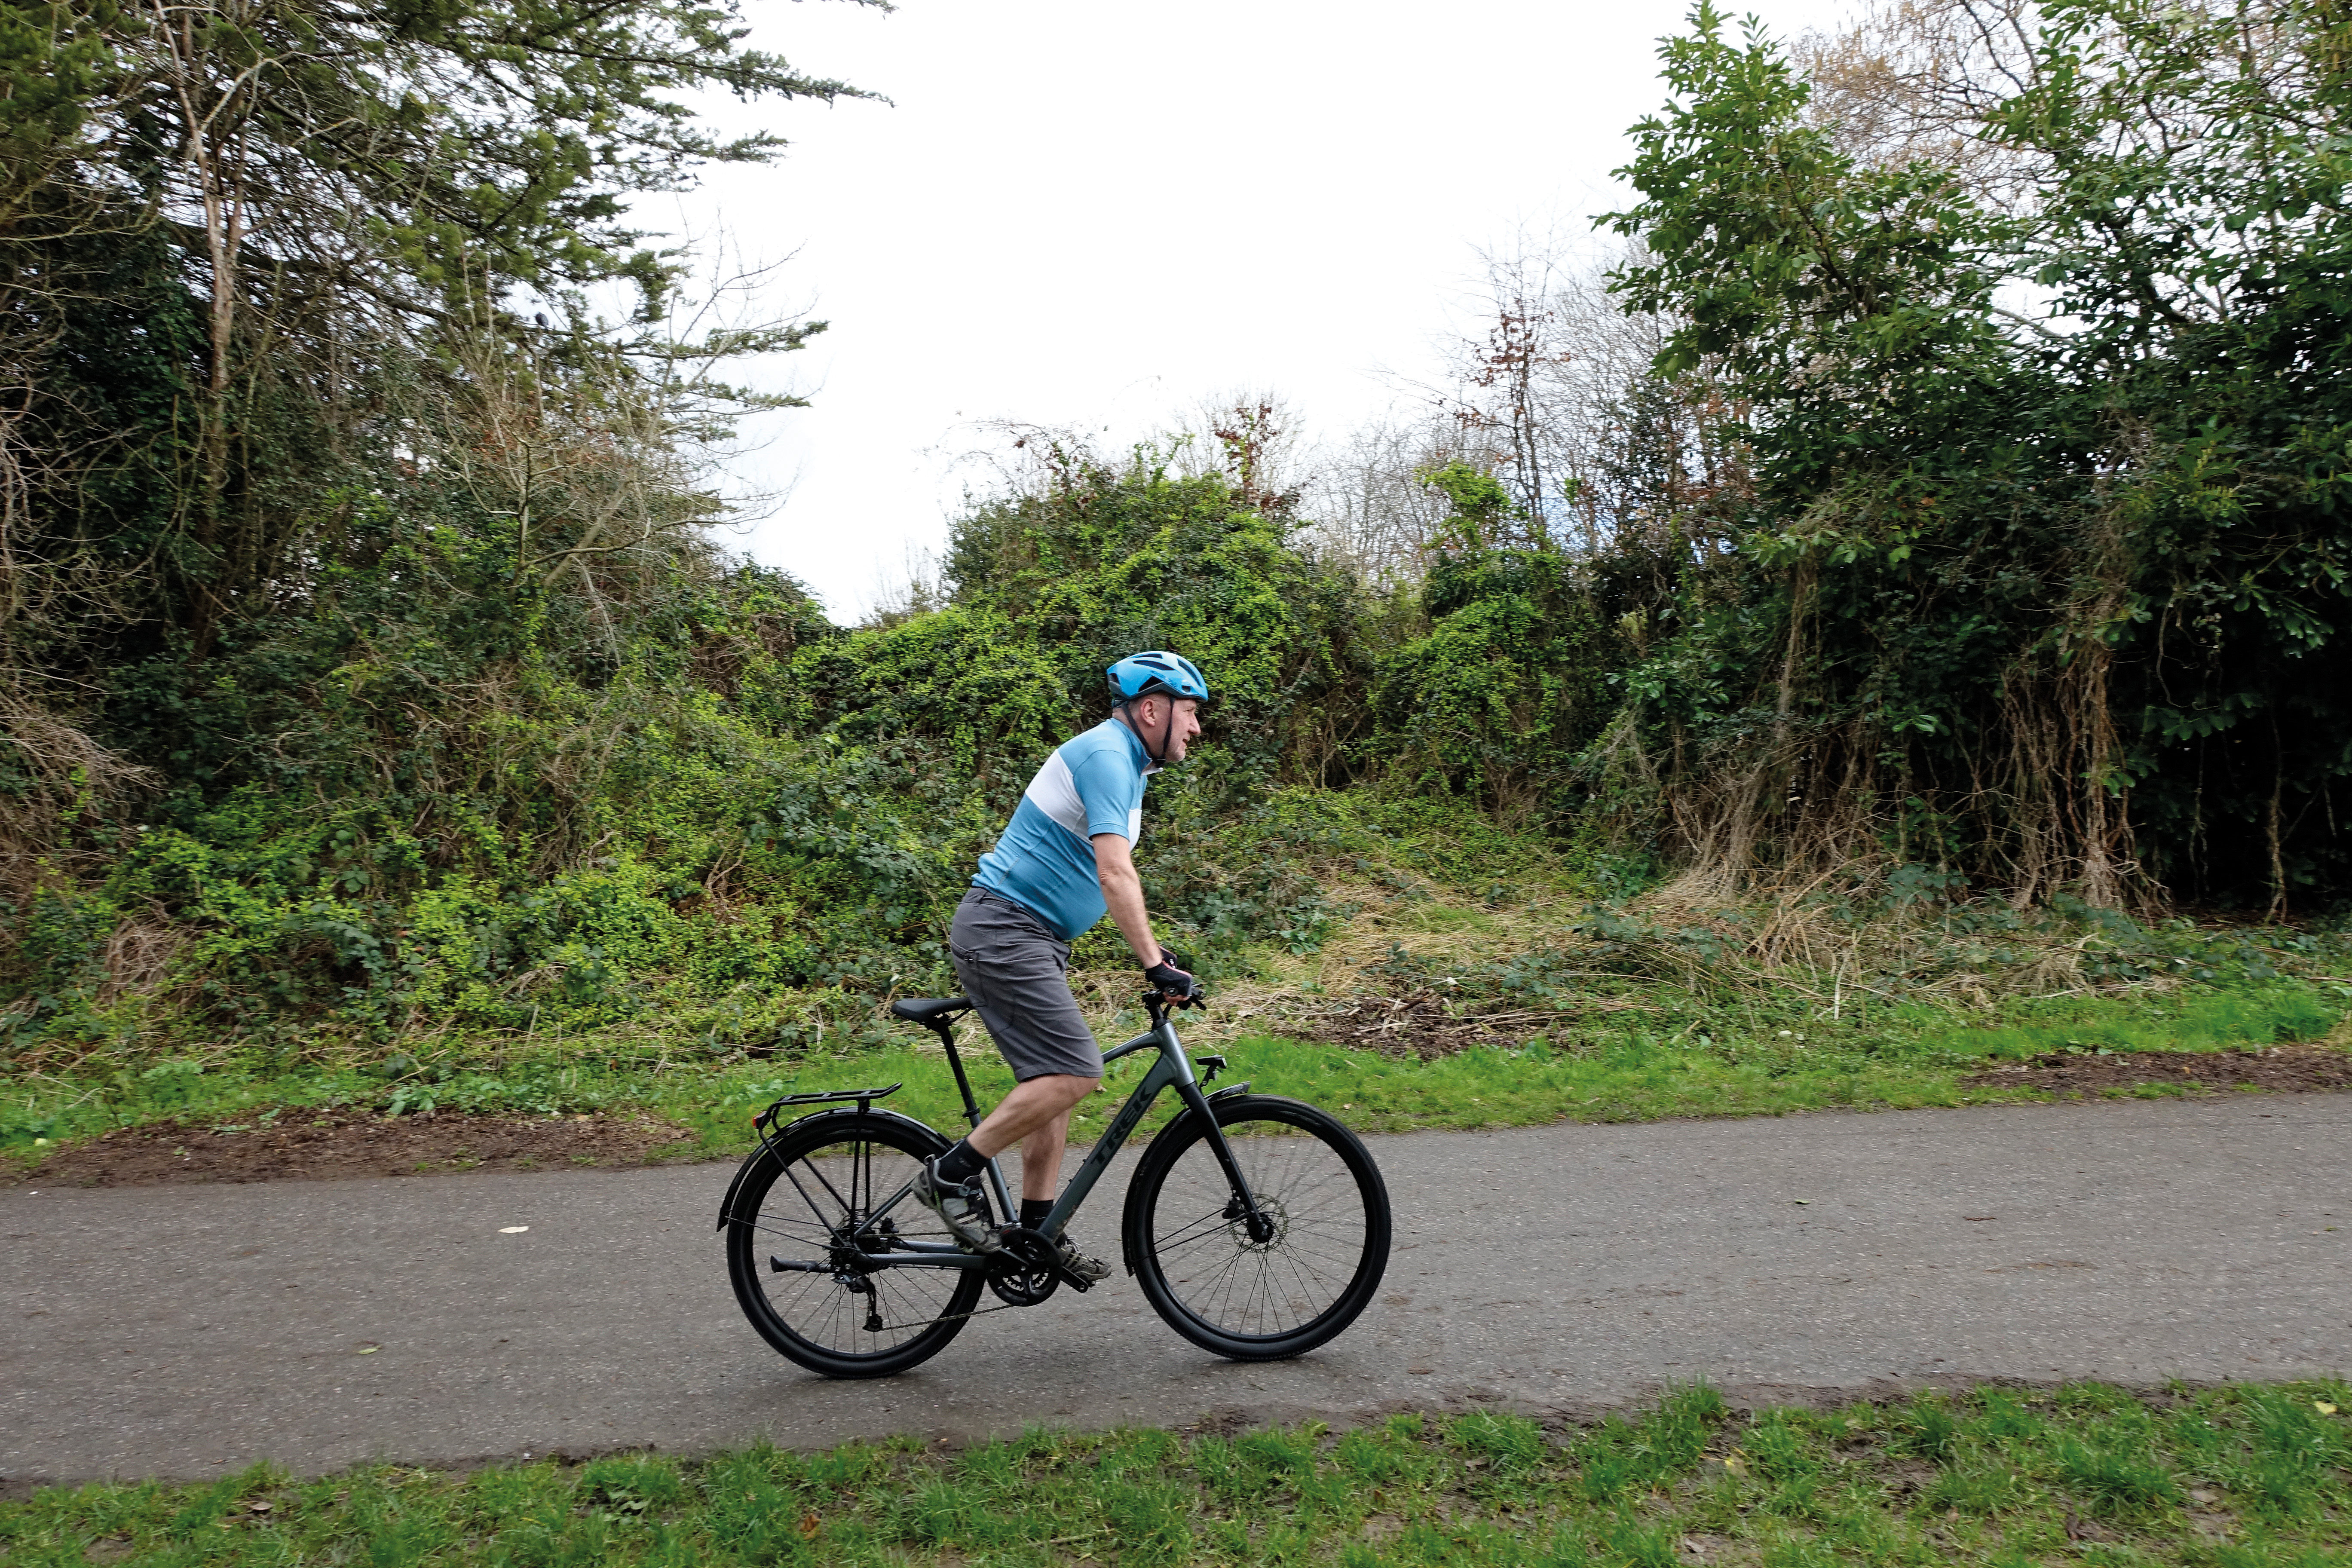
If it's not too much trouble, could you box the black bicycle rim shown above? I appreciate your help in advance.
[1129,1096,1389,1359]
[725,1113,984,1377]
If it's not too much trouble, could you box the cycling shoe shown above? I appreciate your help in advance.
[912,1158,1001,1253]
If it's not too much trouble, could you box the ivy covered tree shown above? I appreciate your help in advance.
[1604,0,2352,911]
[0,0,863,887]
[1,0,864,668]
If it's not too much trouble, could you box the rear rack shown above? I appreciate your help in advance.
[751,1081,903,1132]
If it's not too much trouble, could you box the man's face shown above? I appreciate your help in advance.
[1136,695,1204,762]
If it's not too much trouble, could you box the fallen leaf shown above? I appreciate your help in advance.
[798,1513,821,1540]
[355,1344,380,1355]
[500,1226,529,1234]
[2318,1401,2339,1415]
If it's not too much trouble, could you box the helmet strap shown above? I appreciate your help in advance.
[1119,695,1174,766]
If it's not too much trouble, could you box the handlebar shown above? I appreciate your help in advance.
[1141,986,1207,1018]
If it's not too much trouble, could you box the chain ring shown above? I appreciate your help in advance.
[985,1226,1062,1307]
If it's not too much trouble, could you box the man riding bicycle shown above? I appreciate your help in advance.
[913,651,1208,1280]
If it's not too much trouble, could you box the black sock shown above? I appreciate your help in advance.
[934,1139,985,1186]
[1020,1197,1054,1230]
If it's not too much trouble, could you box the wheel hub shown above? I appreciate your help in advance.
[1228,1195,1289,1250]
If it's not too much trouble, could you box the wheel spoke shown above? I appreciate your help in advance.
[1141,1109,1382,1347]
[728,1121,984,1371]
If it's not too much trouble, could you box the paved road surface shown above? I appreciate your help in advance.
[7,1095,2349,1489]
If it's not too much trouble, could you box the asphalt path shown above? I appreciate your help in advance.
[6,1094,2349,1489]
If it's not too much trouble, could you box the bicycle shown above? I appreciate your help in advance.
[718,989,1392,1377]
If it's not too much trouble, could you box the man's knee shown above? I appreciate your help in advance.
[1036,1074,1100,1109]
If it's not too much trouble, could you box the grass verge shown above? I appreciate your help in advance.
[8,977,2345,1173]
[9,1382,2349,1565]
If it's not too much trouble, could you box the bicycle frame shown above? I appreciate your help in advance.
[818,996,1265,1274]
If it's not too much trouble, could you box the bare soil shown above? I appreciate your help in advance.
[1961,1042,2352,1097]
[19,1109,704,1188]
[1277,987,1635,1059]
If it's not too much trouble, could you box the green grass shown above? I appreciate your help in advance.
[5,977,2344,1168]
[8,1383,2348,1566]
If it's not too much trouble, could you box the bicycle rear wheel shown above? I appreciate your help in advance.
[724,1109,986,1377]
[1123,1094,1390,1361]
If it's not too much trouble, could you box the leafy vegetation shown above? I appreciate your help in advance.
[8,1383,2350,1567]
[1602,0,2352,911]
[6,0,2352,1138]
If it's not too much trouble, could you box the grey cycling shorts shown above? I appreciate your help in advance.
[949,888,1104,1082]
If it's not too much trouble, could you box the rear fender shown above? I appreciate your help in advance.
[715,1105,951,1231]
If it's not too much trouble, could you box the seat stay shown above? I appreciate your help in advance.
[843,1174,923,1242]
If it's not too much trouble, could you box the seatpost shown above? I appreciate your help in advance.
[932,1019,984,1128]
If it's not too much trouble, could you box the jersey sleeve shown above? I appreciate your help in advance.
[1069,747,1143,840]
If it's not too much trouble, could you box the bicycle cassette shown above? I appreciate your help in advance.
[984,1226,1061,1307]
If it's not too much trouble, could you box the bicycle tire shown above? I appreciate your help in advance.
[724,1109,986,1378]
[1123,1093,1390,1361]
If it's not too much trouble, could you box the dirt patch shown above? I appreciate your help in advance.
[1961,1042,2352,1098]
[1273,988,1642,1060]
[20,1109,704,1188]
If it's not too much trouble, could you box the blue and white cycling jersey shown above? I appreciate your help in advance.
[972,717,1153,940]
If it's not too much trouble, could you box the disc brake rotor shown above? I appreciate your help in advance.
[1230,1194,1290,1250]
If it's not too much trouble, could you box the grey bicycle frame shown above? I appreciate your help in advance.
[826,1001,1262,1273]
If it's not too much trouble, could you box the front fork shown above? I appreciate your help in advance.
[1169,1058,1275,1244]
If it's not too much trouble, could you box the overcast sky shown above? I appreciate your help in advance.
[673,0,1854,617]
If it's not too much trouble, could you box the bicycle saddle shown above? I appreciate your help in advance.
[889,995,973,1023]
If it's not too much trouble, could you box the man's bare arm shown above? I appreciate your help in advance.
[1092,833,1163,969]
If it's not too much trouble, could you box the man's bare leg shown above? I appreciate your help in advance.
[968,1073,1098,1176]
[1018,1107,1072,1203]
[925,1074,1105,1274]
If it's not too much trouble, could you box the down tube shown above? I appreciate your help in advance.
[1038,1038,1185,1239]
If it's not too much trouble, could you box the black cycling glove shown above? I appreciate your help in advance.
[1143,959,1200,1001]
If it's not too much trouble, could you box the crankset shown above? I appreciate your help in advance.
[988,1222,1105,1316]
[985,1226,1065,1307]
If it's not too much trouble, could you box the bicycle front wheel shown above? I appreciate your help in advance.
[1124,1094,1390,1361]
[724,1109,985,1378]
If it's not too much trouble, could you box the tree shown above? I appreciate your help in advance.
[1603,0,2352,911]
[0,0,864,893]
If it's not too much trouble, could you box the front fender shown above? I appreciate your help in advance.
[714,1105,951,1231]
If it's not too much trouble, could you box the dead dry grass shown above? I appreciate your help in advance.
[1068,874,1623,1056]
[1057,854,2263,1063]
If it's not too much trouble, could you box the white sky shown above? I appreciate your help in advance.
[671,0,1854,617]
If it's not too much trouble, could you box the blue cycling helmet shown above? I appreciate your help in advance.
[1108,652,1207,766]
[1107,651,1208,705]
